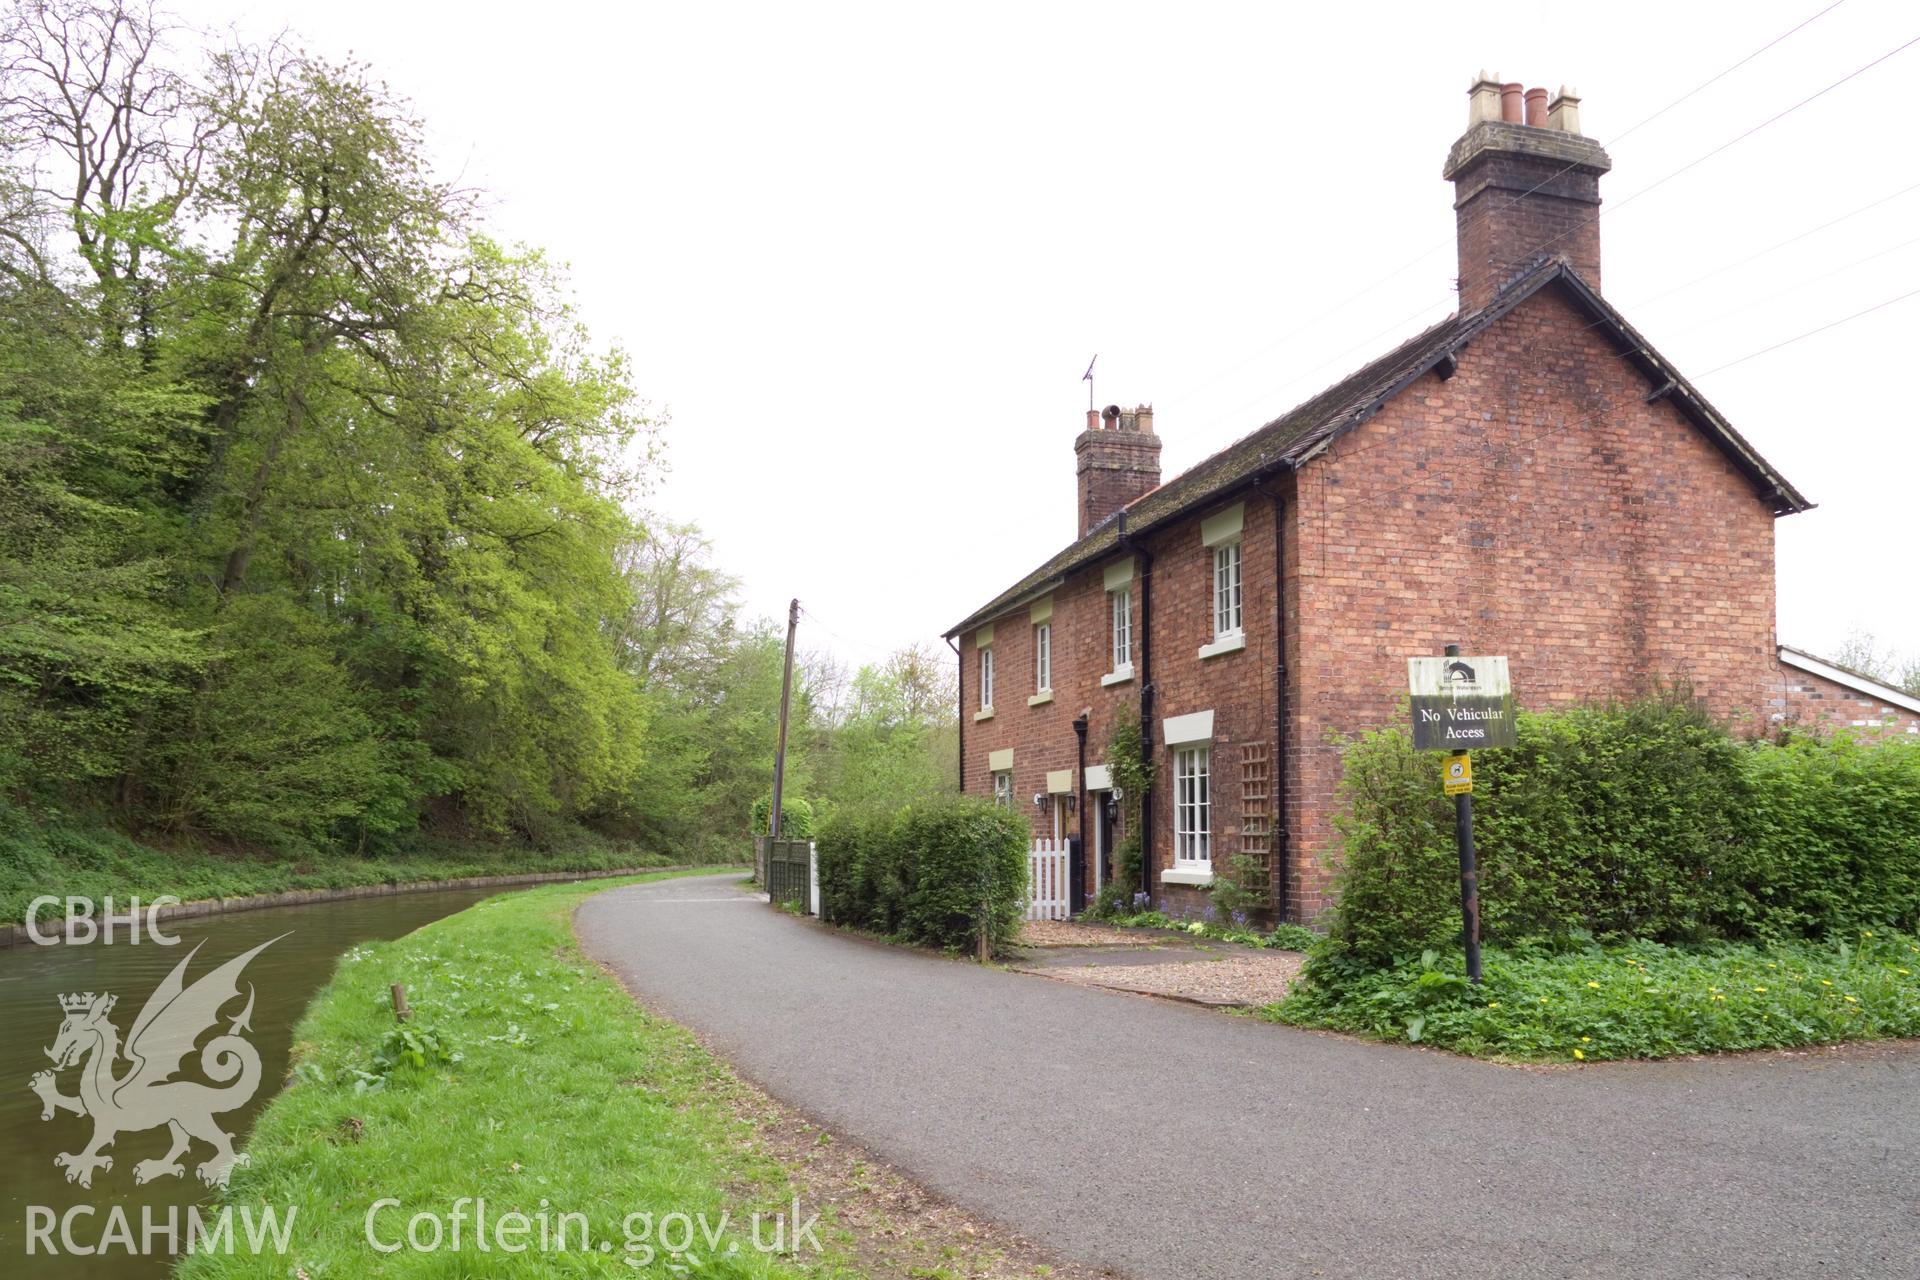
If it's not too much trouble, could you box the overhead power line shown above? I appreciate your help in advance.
[1162,0,1853,411]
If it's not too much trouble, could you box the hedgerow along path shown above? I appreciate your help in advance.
[577,873,1920,1280]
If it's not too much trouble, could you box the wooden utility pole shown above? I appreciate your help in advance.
[769,597,799,838]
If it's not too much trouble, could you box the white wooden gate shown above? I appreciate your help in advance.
[1026,838,1070,921]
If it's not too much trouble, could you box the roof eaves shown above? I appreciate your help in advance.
[1547,268,1814,516]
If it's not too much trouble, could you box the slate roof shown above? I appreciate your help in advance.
[946,259,1811,638]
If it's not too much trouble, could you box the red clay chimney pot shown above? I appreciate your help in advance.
[1501,83,1525,123]
[1525,87,1548,127]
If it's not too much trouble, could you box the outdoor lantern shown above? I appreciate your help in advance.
[1064,794,1077,813]
[1032,793,1046,808]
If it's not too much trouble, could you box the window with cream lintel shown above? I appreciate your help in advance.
[1162,709,1215,883]
[993,770,1012,809]
[1174,746,1211,870]
[979,645,993,710]
[1213,540,1242,639]
[1034,621,1051,694]
[1199,503,1246,659]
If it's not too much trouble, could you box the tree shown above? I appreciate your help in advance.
[1832,630,1920,698]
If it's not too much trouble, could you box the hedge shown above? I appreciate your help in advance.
[1325,697,1920,967]
[816,797,1028,955]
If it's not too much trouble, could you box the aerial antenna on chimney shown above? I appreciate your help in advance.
[1082,353,1097,411]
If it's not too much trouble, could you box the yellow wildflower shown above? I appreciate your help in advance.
[1487,1002,1500,1009]
[1573,1049,1585,1060]
[1581,1036,1592,1043]
[1821,979,1833,986]
[1843,995,1857,1003]
[1863,931,1874,938]
[1898,968,1911,976]
[1753,986,1767,993]
[1586,981,1600,989]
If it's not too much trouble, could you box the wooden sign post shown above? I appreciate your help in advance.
[1407,645,1516,983]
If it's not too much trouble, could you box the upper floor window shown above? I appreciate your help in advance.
[1213,540,1243,640]
[1111,586,1132,671]
[979,645,994,710]
[1034,621,1052,693]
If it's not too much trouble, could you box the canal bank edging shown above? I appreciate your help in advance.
[3,863,738,947]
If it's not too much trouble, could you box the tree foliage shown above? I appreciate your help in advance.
[0,3,959,863]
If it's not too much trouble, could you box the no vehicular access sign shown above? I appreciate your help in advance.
[1408,655,1516,750]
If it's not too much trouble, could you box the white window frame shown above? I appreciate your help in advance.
[1172,746,1212,873]
[1105,585,1133,683]
[979,645,994,711]
[992,770,1012,810]
[1034,621,1051,694]
[1212,539,1243,641]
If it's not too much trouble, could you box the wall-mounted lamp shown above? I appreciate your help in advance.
[1064,794,1077,813]
[1032,793,1046,808]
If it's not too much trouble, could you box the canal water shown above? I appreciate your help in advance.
[0,885,508,1278]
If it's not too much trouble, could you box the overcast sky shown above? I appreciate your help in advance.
[183,0,1919,673]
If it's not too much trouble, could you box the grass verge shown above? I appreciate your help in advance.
[177,871,841,1279]
[1264,931,1920,1061]
[0,809,686,925]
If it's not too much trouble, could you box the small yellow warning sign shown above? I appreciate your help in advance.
[1442,753,1473,796]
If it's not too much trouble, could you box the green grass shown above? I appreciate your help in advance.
[0,808,704,925]
[1265,931,1920,1062]
[178,871,850,1278]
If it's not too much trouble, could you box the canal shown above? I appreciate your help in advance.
[1,885,510,1278]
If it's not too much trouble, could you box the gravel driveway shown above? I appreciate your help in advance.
[576,874,1920,1280]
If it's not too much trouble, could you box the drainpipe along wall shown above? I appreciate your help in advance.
[1135,543,1155,903]
[946,634,963,793]
[1073,714,1088,910]
[1265,482,1291,922]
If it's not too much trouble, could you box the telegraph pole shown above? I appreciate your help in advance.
[769,598,799,838]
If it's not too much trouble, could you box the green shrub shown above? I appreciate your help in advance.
[817,797,1027,955]
[750,794,815,839]
[1272,931,1920,1061]
[1323,696,1920,967]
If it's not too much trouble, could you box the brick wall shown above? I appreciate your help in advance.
[963,282,1797,925]
[1771,664,1920,737]
[1284,282,1781,919]
[959,496,1284,916]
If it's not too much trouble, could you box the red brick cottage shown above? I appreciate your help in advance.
[944,77,1911,923]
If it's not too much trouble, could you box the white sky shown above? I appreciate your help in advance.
[183,0,1920,673]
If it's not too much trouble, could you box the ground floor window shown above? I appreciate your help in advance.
[1174,746,1211,868]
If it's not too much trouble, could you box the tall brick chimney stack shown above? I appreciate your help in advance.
[1074,403,1161,537]
[1443,72,1612,312]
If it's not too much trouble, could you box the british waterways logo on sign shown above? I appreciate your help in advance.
[1407,655,1516,750]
